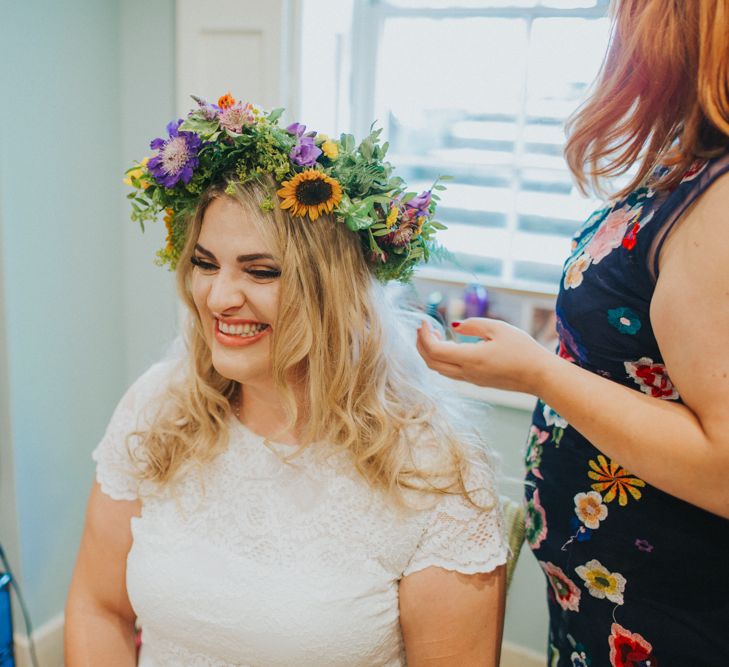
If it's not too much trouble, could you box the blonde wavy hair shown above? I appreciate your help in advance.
[565,0,729,199]
[130,177,494,508]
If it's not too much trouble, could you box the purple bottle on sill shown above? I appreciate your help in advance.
[463,283,489,319]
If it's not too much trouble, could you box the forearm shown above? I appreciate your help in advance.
[64,602,137,667]
[534,353,729,517]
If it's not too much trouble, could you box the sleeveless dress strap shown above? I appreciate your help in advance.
[645,153,729,280]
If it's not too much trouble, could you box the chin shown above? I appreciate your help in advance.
[210,347,271,387]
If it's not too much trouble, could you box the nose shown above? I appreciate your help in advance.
[206,269,246,314]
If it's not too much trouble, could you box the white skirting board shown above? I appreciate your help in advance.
[14,612,64,667]
[14,614,544,666]
[501,640,545,666]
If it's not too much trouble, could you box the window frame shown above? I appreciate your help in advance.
[349,0,611,296]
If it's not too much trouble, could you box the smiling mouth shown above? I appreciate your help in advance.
[217,320,270,338]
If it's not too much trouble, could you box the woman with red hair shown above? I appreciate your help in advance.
[418,1,729,664]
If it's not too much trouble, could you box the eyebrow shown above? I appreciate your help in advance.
[194,243,277,263]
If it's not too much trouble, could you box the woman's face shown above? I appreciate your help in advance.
[191,196,281,387]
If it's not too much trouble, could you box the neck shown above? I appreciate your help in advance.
[236,377,306,445]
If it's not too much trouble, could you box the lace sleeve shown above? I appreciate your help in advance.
[403,465,508,577]
[91,360,179,501]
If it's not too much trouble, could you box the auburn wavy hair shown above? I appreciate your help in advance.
[565,0,729,198]
[128,177,495,509]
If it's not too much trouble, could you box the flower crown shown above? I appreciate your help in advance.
[125,93,449,282]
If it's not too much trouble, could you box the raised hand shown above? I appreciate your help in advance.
[416,318,553,395]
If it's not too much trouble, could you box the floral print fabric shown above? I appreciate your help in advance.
[526,155,729,666]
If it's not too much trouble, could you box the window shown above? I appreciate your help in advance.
[299,0,611,293]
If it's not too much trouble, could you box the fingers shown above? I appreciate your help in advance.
[416,335,464,380]
[416,322,462,363]
[452,317,496,339]
[424,359,464,380]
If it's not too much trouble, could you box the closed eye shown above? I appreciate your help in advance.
[191,256,217,271]
[191,256,280,280]
[249,269,281,279]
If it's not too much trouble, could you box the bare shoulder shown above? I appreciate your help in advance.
[659,169,729,266]
[651,170,729,424]
[654,169,729,309]
[654,168,729,305]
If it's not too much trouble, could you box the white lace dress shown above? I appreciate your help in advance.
[93,361,507,667]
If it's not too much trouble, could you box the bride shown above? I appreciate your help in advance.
[64,95,507,666]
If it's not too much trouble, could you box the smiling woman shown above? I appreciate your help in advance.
[64,97,508,667]
[190,195,280,391]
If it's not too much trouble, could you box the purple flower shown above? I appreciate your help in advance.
[635,538,653,553]
[147,119,202,188]
[200,105,218,121]
[407,190,432,214]
[290,136,322,167]
[190,96,218,120]
[286,122,306,137]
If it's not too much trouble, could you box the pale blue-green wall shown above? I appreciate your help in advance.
[484,404,549,655]
[0,0,123,628]
[0,169,21,630]
[120,0,179,382]
[0,0,176,630]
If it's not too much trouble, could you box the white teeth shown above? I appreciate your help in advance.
[218,321,267,337]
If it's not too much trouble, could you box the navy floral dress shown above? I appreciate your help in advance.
[525,154,729,667]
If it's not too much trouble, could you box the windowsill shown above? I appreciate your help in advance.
[450,380,537,412]
[415,266,559,298]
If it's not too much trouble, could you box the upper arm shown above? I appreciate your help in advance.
[651,172,729,445]
[399,564,505,667]
[67,482,141,623]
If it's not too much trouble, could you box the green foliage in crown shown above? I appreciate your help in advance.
[124,93,449,282]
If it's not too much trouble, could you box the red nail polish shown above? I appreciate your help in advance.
[451,321,461,328]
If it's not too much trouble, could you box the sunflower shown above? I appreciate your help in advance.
[277,170,343,220]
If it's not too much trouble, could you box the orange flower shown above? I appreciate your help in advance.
[588,454,645,506]
[218,92,236,109]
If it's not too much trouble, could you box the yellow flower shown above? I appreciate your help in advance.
[124,157,150,188]
[588,454,645,506]
[321,139,339,160]
[575,559,626,604]
[385,205,398,229]
[277,170,343,221]
[163,208,175,252]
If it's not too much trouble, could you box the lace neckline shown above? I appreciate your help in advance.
[229,414,303,450]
